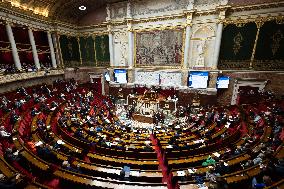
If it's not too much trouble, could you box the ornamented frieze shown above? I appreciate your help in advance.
[253,60,284,70]
[131,0,188,17]
[0,69,64,84]
[218,60,251,69]
[113,29,128,66]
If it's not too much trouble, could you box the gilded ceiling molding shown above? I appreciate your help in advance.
[0,5,79,34]
[222,15,284,26]
[230,1,284,12]
[132,24,185,33]
[77,22,108,30]
[0,2,49,19]
[1,0,284,38]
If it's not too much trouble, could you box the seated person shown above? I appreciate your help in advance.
[62,160,81,173]
[0,126,11,138]
[252,175,273,189]
[0,173,26,189]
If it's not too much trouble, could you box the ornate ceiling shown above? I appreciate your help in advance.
[0,0,282,24]
[0,0,125,23]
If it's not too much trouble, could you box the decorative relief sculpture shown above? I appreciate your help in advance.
[131,0,188,17]
[160,72,182,86]
[195,40,206,67]
[114,30,129,66]
[191,25,215,68]
[194,0,219,5]
[111,3,127,19]
[136,29,183,67]
[0,70,64,84]
[135,71,160,85]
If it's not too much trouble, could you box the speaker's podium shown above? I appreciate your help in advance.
[132,113,154,123]
[128,89,177,121]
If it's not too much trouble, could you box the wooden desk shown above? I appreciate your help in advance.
[0,156,16,178]
[133,114,154,123]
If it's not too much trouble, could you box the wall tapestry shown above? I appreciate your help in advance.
[135,29,183,67]
[59,35,80,67]
[94,35,110,67]
[79,36,95,66]
[218,22,257,70]
[254,20,284,70]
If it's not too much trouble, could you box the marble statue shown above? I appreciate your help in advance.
[195,40,206,67]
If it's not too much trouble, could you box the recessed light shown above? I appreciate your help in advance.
[79,5,86,11]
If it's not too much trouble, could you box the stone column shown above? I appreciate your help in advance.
[47,32,57,68]
[128,29,134,68]
[127,1,134,68]
[6,23,21,70]
[183,10,194,69]
[106,4,115,67]
[211,22,223,69]
[52,32,63,68]
[108,29,115,67]
[211,8,227,69]
[28,28,40,70]
[183,25,192,69]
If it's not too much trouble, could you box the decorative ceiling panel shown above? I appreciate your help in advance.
[0,0,283,24]
[0,0,125,23]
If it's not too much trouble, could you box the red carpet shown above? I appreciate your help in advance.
[150,134,175,189]
[43,178,61,189]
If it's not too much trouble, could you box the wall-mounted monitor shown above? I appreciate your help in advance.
[114,69,127,84]
[188,71,209,89]
[216,76,230,89]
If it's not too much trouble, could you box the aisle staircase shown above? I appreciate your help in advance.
[150,134,178,189]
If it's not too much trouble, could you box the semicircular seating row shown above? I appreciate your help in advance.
[0,80,283,189]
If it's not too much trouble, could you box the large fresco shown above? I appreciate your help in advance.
[135,29,183,67]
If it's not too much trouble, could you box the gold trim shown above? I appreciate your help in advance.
[132,24,185,33]
[56,33,64,68]
[250,22,263,68]
[230,1,284,12]
[77,36,83,65]
[223,15,284,26]
[93,35,98,67]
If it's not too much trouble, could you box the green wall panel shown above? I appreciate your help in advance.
[218,22,257,69]
[94,35,110,67]
[254,20,284,70]
[59,35,80,67]
[79,36,95,66]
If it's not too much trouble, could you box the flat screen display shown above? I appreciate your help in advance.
[188,71,209,89]
[217,76,230,89]
[114,69,127,84]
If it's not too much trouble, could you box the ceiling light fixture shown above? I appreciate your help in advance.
[79,5,86,11]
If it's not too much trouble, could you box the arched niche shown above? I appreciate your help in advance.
[189,25,216,68]
[192,25,215,39]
